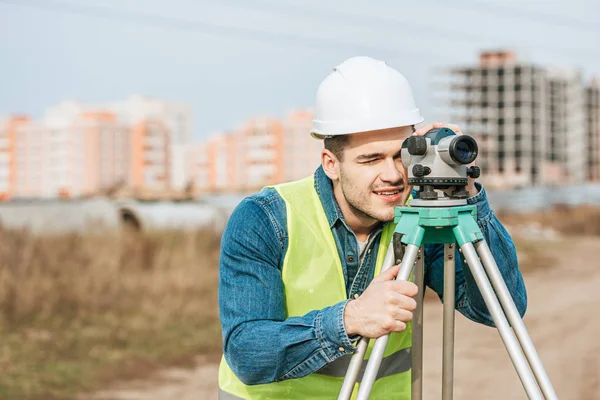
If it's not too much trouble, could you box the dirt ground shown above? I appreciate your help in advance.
[89,235,600,400]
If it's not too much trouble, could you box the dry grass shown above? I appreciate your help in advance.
[497,204,600,236]
[0,227,222,400]
[2,205,598,399]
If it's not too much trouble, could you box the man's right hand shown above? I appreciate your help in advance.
[343,264,418,338]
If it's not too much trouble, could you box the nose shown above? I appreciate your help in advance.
[380,157,404,185]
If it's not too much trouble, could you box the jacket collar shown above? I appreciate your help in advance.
[313,166,345,228]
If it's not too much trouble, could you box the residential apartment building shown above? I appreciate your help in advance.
[445,50,588,189]
[0,116,28,199]
[208,134,235,192]
[185,133,235,194]
[185,142,210,194]
[282,109,322,182]
[184,110,320,194]
[11,109,128,199]
[109,95,191,189]
[230,117,284,192]
[130,119,170,191]
[0,97,176,200]
[0,118,10,199]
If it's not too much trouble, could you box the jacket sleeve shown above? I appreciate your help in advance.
[423,183,528,327]
[219,194,357,385]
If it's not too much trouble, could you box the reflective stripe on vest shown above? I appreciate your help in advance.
[218,176,413,400]
[219,389,244,400]
[316,346,411,379]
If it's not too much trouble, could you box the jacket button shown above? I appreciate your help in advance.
[348,256,354,262]
[353,293,359,299]
[338,346,345,352]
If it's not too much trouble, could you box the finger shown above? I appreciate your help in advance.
[415,122,463,136]
[382,318,410,334]
[413,123,435,136]
[436,122,462,133]
[372,264,400,283]
[445,123,462,133]
[392,320,408,333]
[391,280,419,297]
[387,292,418,311]
[390,307,414,323]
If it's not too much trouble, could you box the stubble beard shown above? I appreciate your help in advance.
[339,169,396,223]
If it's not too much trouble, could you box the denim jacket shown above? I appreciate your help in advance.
[218,166,527,385]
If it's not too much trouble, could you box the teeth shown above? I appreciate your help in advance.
[378,191,399,195]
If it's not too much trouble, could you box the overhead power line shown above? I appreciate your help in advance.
[224,0,600,58]
[2,0,599,62]
[425,0,598,32]
[0,0,442,61]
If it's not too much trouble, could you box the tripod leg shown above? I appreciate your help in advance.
[412,245,425,400]
[356,244,421,400]
[442,243,456,400]
[460,242,543,400]
[338,242,398,400]
[337,338,369,400]
[475,241,558,400]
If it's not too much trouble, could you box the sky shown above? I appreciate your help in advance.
[0,0,598,141]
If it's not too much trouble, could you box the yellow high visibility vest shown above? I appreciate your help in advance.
[219,176,412,399]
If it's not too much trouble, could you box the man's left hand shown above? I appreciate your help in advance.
[412,122,479,197]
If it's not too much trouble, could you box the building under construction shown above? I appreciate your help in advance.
[445,50,597,189]
[587,81,600,181]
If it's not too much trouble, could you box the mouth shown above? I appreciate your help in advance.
[373,187,404,203]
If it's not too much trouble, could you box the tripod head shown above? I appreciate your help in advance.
[401,128,480,203]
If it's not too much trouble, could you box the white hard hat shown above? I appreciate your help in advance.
[311,56,424,139]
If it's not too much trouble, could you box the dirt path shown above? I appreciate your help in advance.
[90,236,600,400]
[89,356,219,400]
[421,236,600,399]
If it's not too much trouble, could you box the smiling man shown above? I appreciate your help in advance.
[218,57,527,399]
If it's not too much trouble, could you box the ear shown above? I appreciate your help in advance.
[321,149,340,181]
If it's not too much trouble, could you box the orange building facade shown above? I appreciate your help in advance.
[0,108,172,200]
[185,110,322,194]
[0,116,28,200]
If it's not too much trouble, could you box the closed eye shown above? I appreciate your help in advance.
[355,150,403,164]
[355,153,383,164]
[358,158,379,164]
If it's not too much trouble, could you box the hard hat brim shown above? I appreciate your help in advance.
[311,111,424,139]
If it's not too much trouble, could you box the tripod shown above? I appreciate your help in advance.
[338,198,558,400]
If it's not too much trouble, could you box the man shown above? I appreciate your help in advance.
[218,56,527,399]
